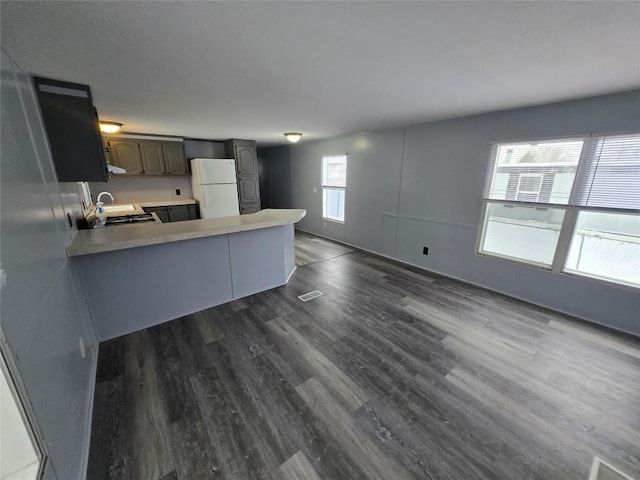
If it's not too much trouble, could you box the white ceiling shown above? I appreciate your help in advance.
[2,1,639,147]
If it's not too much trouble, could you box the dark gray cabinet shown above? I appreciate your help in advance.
[225,139,261,214]
[140,141,165,175]
[241,204,261,214]
[163,143,188,175]
[234,143,259,175]
[108,140,144,175]
[238,175,260,204]
[143,204,197,223]
[143,206,169,223]
[107,138,187,176]
[33,76,108,182]
[167,205,191,222]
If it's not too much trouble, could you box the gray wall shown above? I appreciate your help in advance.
[278,90,640,336]
[183,138,227,159]
[1,50,99,479]
[257,145,294,209]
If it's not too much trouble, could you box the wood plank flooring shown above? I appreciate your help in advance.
[295,230,357,266]
[87,233,640,480]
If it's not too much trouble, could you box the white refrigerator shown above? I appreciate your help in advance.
[190,158,240,218]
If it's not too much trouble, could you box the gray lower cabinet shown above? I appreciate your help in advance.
[108,138,187,176]
[225,139,261,214]
[143,204,197,223]
[143,206,169,223]
[167,205,190,222]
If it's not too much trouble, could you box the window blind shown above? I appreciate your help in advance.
[483,140,584,205]
[571,133,640,210]
[321,155,347,187]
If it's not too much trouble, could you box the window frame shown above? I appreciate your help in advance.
[320,154,347,223]
[476,134,640,290]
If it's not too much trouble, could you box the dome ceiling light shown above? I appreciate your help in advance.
[100,121,123,134]
[284,132,302,143]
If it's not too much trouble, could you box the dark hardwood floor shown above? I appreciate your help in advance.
[87,233,640,480]
[295,229,357,266]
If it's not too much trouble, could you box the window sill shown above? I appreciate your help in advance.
[476,251,639,292]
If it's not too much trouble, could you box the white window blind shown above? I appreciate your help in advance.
[571,133,640,210]
[483,140,584,205]
[321,154,347,222]
[321,155,347,187]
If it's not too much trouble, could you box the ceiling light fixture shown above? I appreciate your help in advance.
[284,132,302,143]
[100,121,123,134]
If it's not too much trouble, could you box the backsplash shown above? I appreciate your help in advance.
[89,175,193,203]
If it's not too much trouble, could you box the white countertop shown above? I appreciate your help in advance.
[67,209,306,257]
[137,199,197,207]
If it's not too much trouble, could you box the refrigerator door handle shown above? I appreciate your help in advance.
[200,187,207,208]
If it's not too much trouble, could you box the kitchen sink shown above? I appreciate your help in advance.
[91,212,162,228]
[102,204,137,213]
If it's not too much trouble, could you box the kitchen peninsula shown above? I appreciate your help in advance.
[69,209,305,339]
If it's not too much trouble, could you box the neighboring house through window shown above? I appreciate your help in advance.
[321,154,347,222]
[478,134,640,289]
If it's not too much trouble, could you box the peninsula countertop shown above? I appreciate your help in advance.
[67,209,306,257]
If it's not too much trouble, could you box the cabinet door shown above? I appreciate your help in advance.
[238,175,261,206]
[143,206,169,223]
[167,205,190,222]
[240,203,260,214]
[187,204,198,220]
[33,76,108,182]
[162,143,187,175]
[234,144,258,175]
[108,140,143,175]
[140,141,165,175]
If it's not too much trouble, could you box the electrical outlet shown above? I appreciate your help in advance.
[423,246,429,255]
[323,222,327,228]
[79,337,86,359]
[175,189,181,196]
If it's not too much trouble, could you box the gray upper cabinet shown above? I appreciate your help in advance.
[225,139,261,214]
[234,143,259,175]
[163,143,187,175]
[107,138,187,176]
[108,139,144,175]
[140,141,165,175]
[33,76,109,182]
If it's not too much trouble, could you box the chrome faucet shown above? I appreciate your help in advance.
[97,191,114,204]
[94,191,114,227]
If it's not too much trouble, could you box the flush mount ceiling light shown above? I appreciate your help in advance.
[100,121,123,134]
[284,132,302,143]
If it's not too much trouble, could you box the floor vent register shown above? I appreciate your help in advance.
[589,457,635,480]
[298,290,324,302]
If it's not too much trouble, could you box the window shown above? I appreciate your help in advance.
[478,134,640,288]
[321,154,347,222]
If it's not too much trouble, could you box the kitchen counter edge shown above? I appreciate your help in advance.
[67,209,306,257]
